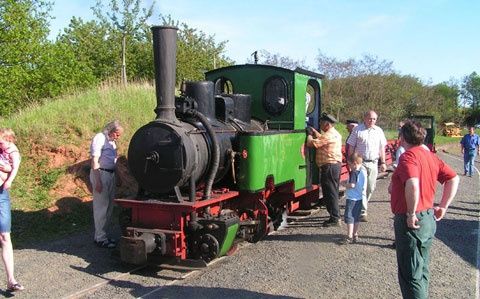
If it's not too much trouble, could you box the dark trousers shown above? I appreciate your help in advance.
[320,162,341,220]
[394,209,436,299]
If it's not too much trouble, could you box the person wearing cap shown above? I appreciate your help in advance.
[344,119,358,161]
[307,113,343,227]
[346,110,387,222]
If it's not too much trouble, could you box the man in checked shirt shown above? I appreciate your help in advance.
[307,113,343,227]
[346,110,387,222]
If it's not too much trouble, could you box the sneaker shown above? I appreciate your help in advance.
[323,219,341,227]
[340,237,353,245]
[95,239,116,249]
[360,214,368,222]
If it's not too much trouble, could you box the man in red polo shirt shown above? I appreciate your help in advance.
[389,120,459,299]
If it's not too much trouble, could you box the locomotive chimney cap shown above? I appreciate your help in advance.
[151,25,178,30]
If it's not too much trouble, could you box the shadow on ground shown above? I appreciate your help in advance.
[435,218,477,268]
[141,285,301,299]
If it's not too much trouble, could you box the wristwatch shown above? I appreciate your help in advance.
[406,212,415,218]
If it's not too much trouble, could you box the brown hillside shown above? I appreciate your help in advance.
[41,141,137,214]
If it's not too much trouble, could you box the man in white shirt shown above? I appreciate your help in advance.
[347,110,387,222]
[90,120,124,248]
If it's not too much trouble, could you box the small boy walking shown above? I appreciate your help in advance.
[342,153,367,244]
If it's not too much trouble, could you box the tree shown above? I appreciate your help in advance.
[314,52,460,128]
[0,0,52,115]
[161,16,233,85]
[246,50,308,70]
[460,72,480,125]
[93,0,154,86]
[315,51,395,79]
[57,17,120,82]
[431,82,460,124]
[461,72,480,110]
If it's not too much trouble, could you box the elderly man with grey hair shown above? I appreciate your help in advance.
[90,120,124,248]
[347,110,387,222]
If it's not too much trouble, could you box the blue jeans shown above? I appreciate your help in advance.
[463,149,476,176]
[344,199,362,224]
[0,189,11,233]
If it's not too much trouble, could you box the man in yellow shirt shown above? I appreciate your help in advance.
[307,113,343,227]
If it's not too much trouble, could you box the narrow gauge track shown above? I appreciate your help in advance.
[63,265,146,299]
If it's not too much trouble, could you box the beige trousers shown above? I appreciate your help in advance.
[90,170,115,242]
[361,161,378,215]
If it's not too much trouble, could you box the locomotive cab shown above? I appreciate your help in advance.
[206,65,324,193]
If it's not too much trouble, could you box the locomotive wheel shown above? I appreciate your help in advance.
[197,234,219,262]
[250,213,268,243]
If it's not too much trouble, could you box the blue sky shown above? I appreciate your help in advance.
[50,0,479,85]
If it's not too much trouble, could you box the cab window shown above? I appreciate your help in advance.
[306,84,315,115]
[214,77,233,94]
[263,76,288,116]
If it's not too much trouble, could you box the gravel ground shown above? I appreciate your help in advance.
[1,150,478,299]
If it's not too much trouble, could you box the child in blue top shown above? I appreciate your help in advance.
[342,153,367,244]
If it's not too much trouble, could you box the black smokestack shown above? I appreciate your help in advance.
[151,26,178,122]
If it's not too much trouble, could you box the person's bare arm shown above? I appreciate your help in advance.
[404,177,420,229]
[434,175,459,221]
[379,145,387,172]
[0,161,12,173]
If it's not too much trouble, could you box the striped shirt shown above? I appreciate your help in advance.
[346,123,387,161]
[310,127,342,166]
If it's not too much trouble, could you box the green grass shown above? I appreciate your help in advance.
[434,135,462,146]
[1,83,156,207]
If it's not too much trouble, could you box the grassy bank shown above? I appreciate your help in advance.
[0,83,157,244]
[1,83,157,209]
